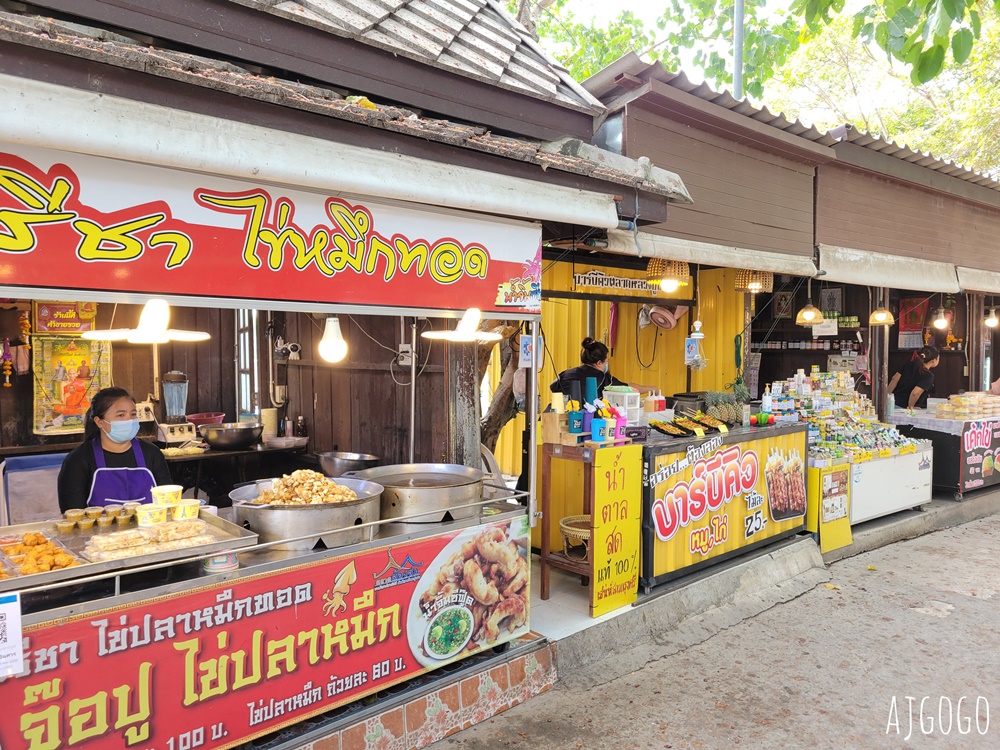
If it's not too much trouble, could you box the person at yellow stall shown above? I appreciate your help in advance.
[551,338,656,401]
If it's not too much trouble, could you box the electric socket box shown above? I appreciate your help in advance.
[275,385,287,403]
[136,401,156,422]
[397,343,413,367]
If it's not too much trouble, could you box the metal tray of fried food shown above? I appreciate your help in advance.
[0,513,257,593]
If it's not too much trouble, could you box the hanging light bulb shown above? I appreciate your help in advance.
[646,258,689,294]
[422,308,502,343]
[82,299,210,343]
[795,278,822,327]
[868,306,895,326]
[932,307,949,330]
[734,269,773,294]
[985,308,998,328]
[317,316,348,362]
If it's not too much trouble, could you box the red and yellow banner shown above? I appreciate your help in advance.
[0,145,541,314]
[0,517,529,750]
[643,430,807,582]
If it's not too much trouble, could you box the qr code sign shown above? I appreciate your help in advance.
[0,611,6,644]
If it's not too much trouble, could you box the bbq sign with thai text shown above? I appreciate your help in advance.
[0,144,541,313]
[642,430,808,585]
[0,517,529,749]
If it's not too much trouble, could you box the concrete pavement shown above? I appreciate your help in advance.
[433,514,1000,749]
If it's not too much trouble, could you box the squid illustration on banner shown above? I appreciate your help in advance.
[32,336,111,434]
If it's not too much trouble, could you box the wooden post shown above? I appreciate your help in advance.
[447,342,481,468]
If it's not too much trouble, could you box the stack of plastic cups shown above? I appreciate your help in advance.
[261,408,279,446]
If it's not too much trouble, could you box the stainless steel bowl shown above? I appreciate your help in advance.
[199,422,263,450]
[230,477,383,551]
[317,451,381,477]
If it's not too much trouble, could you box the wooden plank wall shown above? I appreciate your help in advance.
[816,165,1000,272]
[271,312,449,464]
[0,302,448,463]
[624,102,815,257]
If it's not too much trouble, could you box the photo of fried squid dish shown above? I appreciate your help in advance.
[764,448,807,521]
[415,524,529,654]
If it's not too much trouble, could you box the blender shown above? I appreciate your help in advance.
[157,371,197,444]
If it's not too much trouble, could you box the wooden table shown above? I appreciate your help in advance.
[539,442,596,601]
[164,444,307,498]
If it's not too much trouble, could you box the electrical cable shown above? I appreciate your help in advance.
[635,308,657,369]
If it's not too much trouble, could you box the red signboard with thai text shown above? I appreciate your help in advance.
[0,145,541,314]
[0,517,530,749]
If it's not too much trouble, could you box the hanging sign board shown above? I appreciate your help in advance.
[591,445,643,616]
[0,144,540,315]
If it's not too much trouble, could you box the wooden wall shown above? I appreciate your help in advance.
[0,301,448,464]
[816,164,1000,272]
[271,312,449,464]
[623,102,815,257]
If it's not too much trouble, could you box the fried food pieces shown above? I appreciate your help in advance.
[1,533,79,575]
[420,524,528,651]
[252,470,358,505]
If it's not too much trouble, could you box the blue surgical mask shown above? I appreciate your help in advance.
[103,418,140,444]
[604,362,610,374]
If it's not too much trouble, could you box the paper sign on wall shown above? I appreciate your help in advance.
[0,593,23,678]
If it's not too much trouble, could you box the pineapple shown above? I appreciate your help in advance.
[704,391,725,421]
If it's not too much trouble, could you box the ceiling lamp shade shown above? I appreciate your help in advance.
[985,308,998,328]
[795,278,822,327]
[646,258,690,293]
[734,269,774,294]
[932,307,949,330]
[422,308,502,343]
[81,299,210,344]
[317,316,348,362]
[869,306,895,326]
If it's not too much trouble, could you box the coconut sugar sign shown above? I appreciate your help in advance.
[0,144,541,314]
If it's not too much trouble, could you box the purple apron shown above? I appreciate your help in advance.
[85,439,156,507]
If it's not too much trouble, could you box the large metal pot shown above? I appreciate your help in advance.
[230,477,382,551]
[348,463,483,533]
[317,451,380,477]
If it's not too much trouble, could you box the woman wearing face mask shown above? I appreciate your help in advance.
[550,337,630,401]
[57,387,172,511]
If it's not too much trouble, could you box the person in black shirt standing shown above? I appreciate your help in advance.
[550,337,629,401]
[888,346,940,409]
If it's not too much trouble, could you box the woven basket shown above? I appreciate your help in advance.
[559,515,592,561]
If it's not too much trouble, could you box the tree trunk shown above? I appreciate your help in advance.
[481,350,519,452]
[515,0,558,39]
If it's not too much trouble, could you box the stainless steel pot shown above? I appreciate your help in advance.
[347,463,483,533]
[230,477,382,551]
[317,451,380,477]
[200,422,263,450]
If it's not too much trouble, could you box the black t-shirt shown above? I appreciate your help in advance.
[893,361,935,408]
[550,364,625,401]
[57,439,173,511]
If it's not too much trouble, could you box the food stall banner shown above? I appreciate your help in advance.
[591,445,642,616]
[31,336,111,435]
[0,144,540,315]
[961,419,1000,493]
[0,517,530,750]
[642,429,807,586]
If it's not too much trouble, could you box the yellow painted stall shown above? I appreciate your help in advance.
[490,260,747,554]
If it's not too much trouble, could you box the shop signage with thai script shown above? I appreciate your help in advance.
[960,419,1000,492]
[591,445,642,616]
[0,144,540,314]
[642,430,808,586]
[0,517,529,750]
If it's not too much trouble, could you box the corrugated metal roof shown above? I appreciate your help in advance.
[586,54,1000,193]
[233,0,605,114]
[0,11,690,204]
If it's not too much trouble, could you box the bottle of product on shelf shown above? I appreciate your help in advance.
[294,416,308,438]
[762,385,773,413]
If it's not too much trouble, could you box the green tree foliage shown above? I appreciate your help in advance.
[764,10,1000,175]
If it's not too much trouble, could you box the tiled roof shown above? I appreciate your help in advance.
[231,0,604,114]
[0,12,690,203]
[585,53,1000,193]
